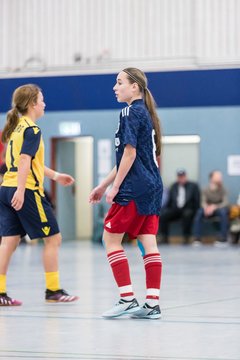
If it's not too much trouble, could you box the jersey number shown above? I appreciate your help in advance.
[152,130,158,167]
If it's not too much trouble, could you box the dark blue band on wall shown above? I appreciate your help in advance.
[1,68,240,112]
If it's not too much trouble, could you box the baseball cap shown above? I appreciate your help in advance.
[177,168,186,176]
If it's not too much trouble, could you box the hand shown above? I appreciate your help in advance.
[89,185,106,204]
[204,205,216,216]
[56,173,75,186]
[106,186,119,204]
[11,189,25,211]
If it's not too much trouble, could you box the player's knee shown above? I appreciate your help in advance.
[1,236,20,252]
[44,232,62,247]
[53,233,62,246]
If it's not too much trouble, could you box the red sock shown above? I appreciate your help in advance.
[144,253,162,303]
[107,250,134,299]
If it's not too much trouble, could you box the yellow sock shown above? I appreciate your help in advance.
[0,274,7,293]
[45,271,60,291]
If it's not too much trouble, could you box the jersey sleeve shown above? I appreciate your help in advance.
[121,107,141,148]
[20,127,41,157]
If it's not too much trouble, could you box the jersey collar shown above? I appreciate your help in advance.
[130,98,144,106]
[20,116,36,127]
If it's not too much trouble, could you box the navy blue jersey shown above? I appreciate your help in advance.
[21,127,41,157]
[114,99,163,215]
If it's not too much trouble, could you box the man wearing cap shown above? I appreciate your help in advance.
[159,169,200,244]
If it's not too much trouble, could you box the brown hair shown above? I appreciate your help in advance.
[123,67,162,156]
[1,84,41,143]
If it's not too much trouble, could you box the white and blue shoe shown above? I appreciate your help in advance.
[102,298,140,318]
[131,303,161,319]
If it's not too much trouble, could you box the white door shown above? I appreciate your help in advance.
[161,135,200,186]
[55,137,93,240]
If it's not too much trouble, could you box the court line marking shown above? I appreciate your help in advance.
[0,312,239,326]
[0,350,238,360]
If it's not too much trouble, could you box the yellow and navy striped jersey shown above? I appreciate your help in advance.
[2,116,45,195]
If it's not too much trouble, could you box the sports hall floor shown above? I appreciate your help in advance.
[0,240,239,360]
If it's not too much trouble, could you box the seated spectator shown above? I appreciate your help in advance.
[193,170,229,245]
[159,169,200,244]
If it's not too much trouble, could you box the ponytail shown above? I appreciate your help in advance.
[144,88,162,156]
[1,84,41,143]
[1,108,19,143]
[122,67,162,156]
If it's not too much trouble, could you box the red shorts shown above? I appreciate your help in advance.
[104,200,159,239]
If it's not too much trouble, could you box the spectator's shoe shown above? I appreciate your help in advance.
[131,303,161,319]
[0,292,22,306]
[45,289,79,303]
[102,298,140,318]
[192,238,202,246]
[214,239,228,248]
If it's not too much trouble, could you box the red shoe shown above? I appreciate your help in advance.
[0,292,22,306]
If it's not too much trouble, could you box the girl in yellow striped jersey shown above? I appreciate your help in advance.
[0,84,79,305]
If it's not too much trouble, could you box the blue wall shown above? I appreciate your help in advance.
[1,69,240,110]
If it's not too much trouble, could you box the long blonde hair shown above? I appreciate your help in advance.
[123,67,162,156]
[1,84,41,143]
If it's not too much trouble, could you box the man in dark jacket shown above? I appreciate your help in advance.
[159,169,200,244]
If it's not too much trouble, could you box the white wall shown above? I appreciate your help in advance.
[0,0,239,75]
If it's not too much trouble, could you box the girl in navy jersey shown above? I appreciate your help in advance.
[0,84,79,306]
[89,68,163,319]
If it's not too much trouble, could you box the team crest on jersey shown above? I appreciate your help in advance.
[42,226,51,236]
